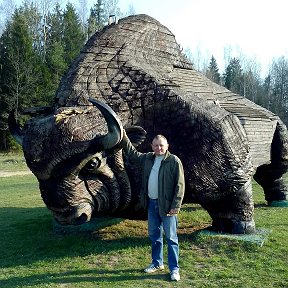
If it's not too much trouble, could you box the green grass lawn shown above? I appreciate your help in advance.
[0,173,287,287]
[0,152,29,172]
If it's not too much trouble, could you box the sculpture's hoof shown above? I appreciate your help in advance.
[211,219,256,234]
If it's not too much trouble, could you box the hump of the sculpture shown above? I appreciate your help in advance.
[54,14,281,169]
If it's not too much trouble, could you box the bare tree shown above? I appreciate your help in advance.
[37,0,58,59]
[241,56,261,101]
[184,47,193,65]
[102,0,121,22]
[270,57,288,120]
[0,0,16,34]
[126,3,136,16]
[223,45,233,69]
[77,0,89,33]
[191,45,209,73]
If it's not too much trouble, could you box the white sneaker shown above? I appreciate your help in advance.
[170,270,180,281]
[144,263,165,273]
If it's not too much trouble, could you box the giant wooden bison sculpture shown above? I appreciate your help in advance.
[10,14,288,234]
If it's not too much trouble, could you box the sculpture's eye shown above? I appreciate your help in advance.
[85,157,101,171]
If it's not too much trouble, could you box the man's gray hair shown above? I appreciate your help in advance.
[153,134,168,143]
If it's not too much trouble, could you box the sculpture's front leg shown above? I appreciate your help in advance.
[204,180,256,234]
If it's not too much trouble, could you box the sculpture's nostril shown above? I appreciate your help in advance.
[74,213,88,225]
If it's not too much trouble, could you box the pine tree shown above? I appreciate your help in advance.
[1,8,36,111]
[223,58,243,95]
[62,3,86,66]
[206,56,221,84]
[87,0,105,38]
[46,3,67,90]
[0,4,56,149]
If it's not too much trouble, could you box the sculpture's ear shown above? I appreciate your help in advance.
[124,126,147,147]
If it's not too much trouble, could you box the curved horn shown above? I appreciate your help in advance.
[8,109,23,146]
[89,99,123,149]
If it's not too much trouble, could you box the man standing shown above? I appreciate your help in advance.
[121,132,185,281]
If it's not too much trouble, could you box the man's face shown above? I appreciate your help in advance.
[151,137,169,156]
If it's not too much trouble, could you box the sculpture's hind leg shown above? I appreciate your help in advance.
[254,120,288,204]
[254,164,288,203]
[204,180,256,234]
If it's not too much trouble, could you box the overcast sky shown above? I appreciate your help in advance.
[117,0,288,74]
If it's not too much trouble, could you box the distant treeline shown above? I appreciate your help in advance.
[0,0,287,151]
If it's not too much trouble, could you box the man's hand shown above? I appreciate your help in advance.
[167,208,179,216]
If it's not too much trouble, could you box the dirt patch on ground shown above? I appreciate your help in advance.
[0,171,33,177]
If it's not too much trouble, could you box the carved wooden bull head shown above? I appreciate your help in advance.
[9,100,137,224]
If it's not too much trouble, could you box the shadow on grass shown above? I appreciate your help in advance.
[0,268,171,287]
[0,207,149,269]
[254,203,269,208]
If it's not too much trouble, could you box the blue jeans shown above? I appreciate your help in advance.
[148,198,179,272]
